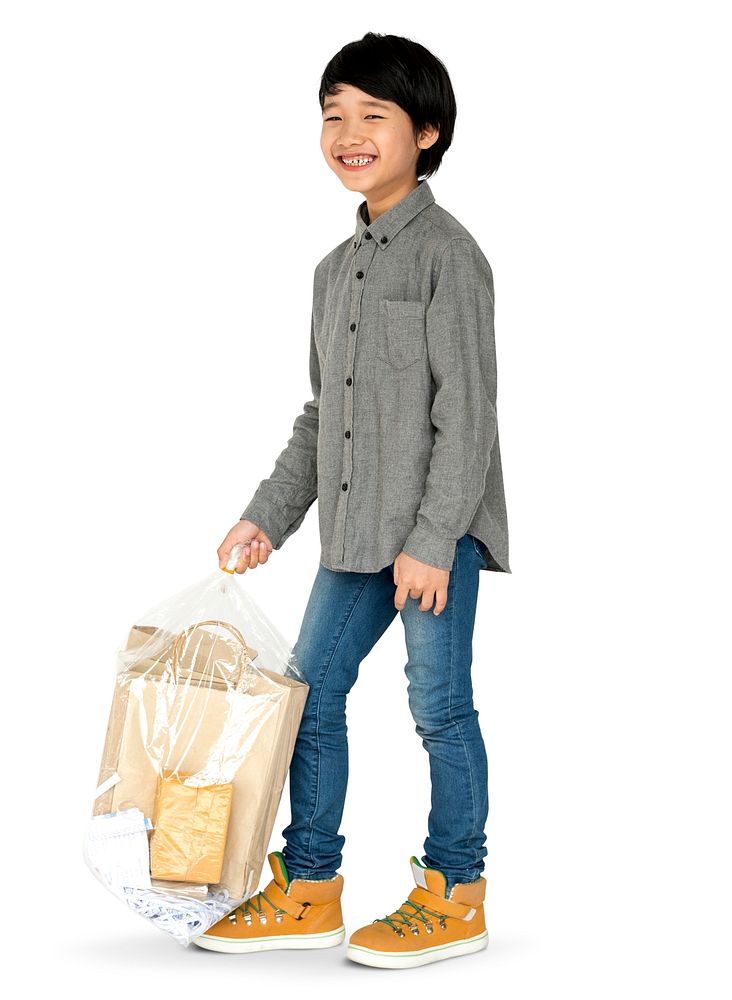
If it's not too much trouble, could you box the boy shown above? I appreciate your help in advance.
[196,32,510,969]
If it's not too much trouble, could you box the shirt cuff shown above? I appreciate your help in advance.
[401,523,456,572]
[239,497,291,550]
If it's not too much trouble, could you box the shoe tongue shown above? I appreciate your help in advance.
[268,851,290,890]
[410,855,448,898]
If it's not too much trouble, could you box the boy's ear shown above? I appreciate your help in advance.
[418,124,440,151]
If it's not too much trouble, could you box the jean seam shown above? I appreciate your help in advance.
[449,538,480,879]
[305,571,376,868]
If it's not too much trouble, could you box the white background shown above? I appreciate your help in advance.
[2,1,730,996]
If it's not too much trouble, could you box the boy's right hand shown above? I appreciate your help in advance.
[218,520,274,573]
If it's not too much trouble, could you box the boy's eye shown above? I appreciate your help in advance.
[323,115,385,122]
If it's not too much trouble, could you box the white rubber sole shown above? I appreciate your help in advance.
[346,929,489,968]
[193,925,346,953]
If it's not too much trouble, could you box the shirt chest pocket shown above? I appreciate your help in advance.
[378,299,426,370]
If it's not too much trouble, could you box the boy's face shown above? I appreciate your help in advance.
[321,84,438,198]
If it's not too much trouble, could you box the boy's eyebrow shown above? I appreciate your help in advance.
[322,98,393,113]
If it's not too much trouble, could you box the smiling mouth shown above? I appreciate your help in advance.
[337,154,377,168]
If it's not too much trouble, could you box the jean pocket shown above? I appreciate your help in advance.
[378,299,426,370]
[469,533,489,569]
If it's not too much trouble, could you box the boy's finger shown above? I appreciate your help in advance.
[433,587,448,615]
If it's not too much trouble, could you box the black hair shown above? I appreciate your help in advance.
[319,32,457,179]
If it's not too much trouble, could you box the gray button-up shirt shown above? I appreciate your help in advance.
[241,179,511,574]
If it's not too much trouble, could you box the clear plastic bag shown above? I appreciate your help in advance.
[83,544,308,946]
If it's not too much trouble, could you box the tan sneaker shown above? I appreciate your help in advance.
[193,851,345,953]
[346,855,488,968]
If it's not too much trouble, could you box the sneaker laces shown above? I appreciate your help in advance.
[376,898,449,936]
[232,889,285,925]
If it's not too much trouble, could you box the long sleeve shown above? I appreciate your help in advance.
[401,238,498,571]
[239,294,320,549]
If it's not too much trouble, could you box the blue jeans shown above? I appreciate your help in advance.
[281,532,490,893]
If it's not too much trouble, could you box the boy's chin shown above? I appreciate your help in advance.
[336,169,373,184]
[335,171,384,196]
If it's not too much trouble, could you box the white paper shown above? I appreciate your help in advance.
[87,807,152,890]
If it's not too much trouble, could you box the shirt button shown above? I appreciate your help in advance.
[350,322,356,331]
[356,270,364,279]
[365,232,372,240]
[380,236,387,244]
[346,376,352,386]
[342,482,348,491]
[345,430,351,439]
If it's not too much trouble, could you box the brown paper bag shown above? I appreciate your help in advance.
[93,620,308,901]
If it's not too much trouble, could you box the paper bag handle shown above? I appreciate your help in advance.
[166,620,255,779]
[170,619,255,687]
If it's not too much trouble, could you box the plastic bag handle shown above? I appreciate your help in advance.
[170,619,255,683]
[222,543,245,574]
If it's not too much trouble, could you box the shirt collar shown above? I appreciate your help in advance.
[353,179,435,251]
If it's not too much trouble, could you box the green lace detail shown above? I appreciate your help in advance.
[236,890,281,919]
[376,899,448,933]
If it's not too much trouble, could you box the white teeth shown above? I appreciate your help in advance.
[341,156,373,165]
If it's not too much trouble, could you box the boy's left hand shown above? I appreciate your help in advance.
[393,552,449,616]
